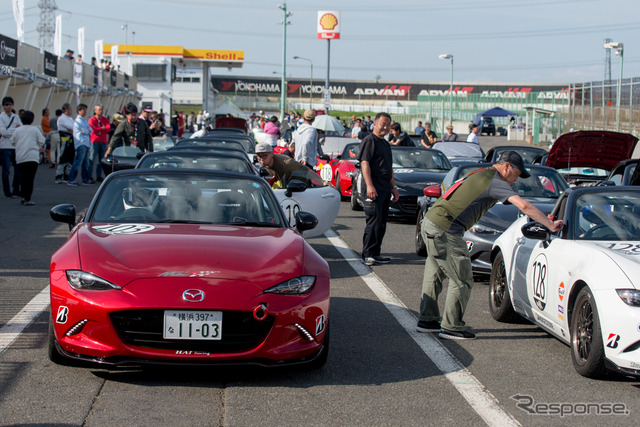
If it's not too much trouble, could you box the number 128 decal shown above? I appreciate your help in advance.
[531,254,548,311]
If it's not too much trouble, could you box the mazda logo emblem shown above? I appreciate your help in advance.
[182,289,205,302]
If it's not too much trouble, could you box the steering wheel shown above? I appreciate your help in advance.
[582,223,616,240]
[115,208,159,222]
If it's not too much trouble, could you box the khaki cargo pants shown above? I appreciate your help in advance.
[419,218,474,331]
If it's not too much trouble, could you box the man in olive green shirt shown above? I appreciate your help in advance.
[417,151,564,340]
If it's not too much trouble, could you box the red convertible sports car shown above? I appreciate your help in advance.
[48,169,330,367]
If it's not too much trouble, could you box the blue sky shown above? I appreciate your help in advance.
[2,0,637,84]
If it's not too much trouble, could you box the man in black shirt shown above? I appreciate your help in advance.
[358,112,399,266]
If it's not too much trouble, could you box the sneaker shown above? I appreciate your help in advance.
[55,175,63,184]
[364,257,376,266]
[416,320,441,333]
[67,181,79,187]
[23,200,34,206]
[82,180,95,185]
[439,328,476,340]
[372,255,391,264]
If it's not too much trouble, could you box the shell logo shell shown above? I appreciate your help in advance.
[320,13,338,30]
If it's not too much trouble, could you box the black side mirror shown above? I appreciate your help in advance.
[521,221,551,247]
[354,160,361,169]
[597,180,616,187]
[50,204,77,231]
[285,179,307,197]
[295,211,318,232]
[319,154,330,161]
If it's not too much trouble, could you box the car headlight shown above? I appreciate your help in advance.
[345,171,356,177]
[616,289,640,306]
[264,276,315,295]
[469,223,501,234]
[66,270,122,290]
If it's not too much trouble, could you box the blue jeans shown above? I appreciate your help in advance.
[67,145,90,183]
[89,143,107,180]
[0,148,21,197]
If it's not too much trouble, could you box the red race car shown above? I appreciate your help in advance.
[48,169,330,368]
[324,142,360,198]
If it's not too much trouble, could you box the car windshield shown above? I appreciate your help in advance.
[111,146,142,158]
[432,142,484,159]
[175,139,246,152]
[137,154,254,174]
[90,173,283,226]
[321,137,354,156]
[392,149,451,170]
[454,165,567,198]
[493,147,546,164]
[574,191,640,240]
[342,143,360,159]
[558,167,609,177]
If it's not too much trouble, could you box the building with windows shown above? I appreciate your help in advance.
[104,44,244,116]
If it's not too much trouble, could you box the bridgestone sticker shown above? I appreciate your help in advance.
[92,224,156,235]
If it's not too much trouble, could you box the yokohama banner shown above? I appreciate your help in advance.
[211,76,568,102]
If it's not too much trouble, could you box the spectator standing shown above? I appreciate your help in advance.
[357,124,371,140]
[55,103,76,183]
[389,123,413,146]
[48,109,61,168]
[187,112,195,133]
[149,113,167,137]
[177,112,185,137]
[88,104,111,181]
[293,109,318,169]
[105,103,153,156]
[358,113,399,266]
[10,111,44,205]
[351,118,362,139]
[196,110,204,130]
[264,116,280,148]
[41,108,52,168]
[414,121,425,136]
[63,50,74,60]
[466,124,479,144]
[139,108,153,127]
[109,113,124,141]
[67,104,93,186]
[171,113,179,136]
[442,124,458,142]
[421,131,437,149]
[416,151,563,339]
[0,96,23,198]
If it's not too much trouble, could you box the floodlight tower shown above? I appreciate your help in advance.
[37,0,58,52]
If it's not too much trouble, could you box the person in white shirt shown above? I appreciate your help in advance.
[10,110,44,205]
[54,103,76,183]
[0,96,23,198]
[466,123,480,144]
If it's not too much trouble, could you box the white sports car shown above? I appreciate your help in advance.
[489,186,640,378]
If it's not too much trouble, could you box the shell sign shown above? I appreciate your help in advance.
[317,10,340,40]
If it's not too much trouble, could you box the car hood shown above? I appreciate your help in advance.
[75,223,305,289]
[475,199,558,231]
[394,170,448,192]
[546,131,638,171]
[581,241,640,288]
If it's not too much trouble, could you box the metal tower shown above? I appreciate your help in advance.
[604,37,612,83]
[37,0,57,52]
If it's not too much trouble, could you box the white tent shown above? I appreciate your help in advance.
[210,103,247,119]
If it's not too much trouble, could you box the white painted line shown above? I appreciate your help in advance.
[0,286,50,355]
[324,230,520,427]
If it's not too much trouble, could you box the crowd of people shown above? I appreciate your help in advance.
[0,98,159,205]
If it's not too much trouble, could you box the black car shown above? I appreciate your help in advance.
[481,117,496,136]
[137,151,256,175]
[415,162,568,275]
[351,146,452,219]
[601,159,639,186]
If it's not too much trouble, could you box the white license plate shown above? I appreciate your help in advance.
[163,310,222,340]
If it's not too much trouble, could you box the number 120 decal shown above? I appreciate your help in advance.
[531,254,548,311]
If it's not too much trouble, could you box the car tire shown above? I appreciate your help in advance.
[570,287,607,378]
[350,190,362,211]
[415,210,427,256]
[335,173,346,201]
[488,251,519,322]
[308,323,330,369]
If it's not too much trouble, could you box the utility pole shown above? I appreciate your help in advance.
[278,3,292,121]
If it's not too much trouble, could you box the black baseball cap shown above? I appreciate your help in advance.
[498,151,530,178]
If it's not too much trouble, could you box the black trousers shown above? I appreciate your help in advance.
[362,190,390,258]
[17,161,38,202]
